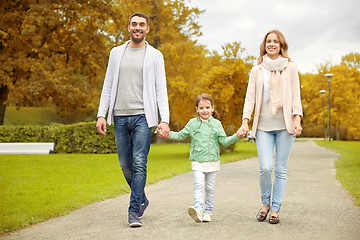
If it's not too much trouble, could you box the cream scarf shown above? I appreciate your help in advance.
[262,54,289,115]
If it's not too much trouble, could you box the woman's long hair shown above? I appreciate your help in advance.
[195,93,220,120]
[257,29,290,65]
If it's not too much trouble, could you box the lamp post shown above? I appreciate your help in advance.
[319,90,326,140]
[324,73,334,141]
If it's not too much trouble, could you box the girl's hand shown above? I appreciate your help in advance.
[236,119,249,138]
[155,126,169,139]
[155,122,170,138]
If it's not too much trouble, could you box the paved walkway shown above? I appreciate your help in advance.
[1,139,360,240]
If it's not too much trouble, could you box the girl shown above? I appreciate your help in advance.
[159,93,240,223]
[237,30,302,224]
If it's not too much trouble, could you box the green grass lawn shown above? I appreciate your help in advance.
[4,106,94,125]
[314,140,360,206]
[4,106,64,125]
[0,141,256,234]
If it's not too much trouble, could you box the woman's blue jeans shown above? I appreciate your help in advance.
[114,114,152,215]
[256,129,295,213]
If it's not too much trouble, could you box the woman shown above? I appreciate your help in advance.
[236,30,302,224]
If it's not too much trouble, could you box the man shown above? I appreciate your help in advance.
[96,12,170,227]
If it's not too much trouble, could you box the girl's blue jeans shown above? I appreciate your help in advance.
[114,114,152,215]
[193,170,217,213]
[256,129,295,213]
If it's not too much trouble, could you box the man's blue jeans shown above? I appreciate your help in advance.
[114,114,152,214]
[256,129,295,213]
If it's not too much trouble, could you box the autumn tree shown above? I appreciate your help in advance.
[160,40,208,129]
[107,0,203,48]
[195,42,254,131]
[300,52,360,140]
[341,52,360,70]
[0,0,204,124]
[328,58,360,139]
[298,73,327,137]
[0,0,117,124]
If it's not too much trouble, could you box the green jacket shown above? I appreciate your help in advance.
[169,116,240,162]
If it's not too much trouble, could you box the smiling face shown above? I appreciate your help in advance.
[196,99,214,120]
[265,33,281,59]
[128,16,149,45]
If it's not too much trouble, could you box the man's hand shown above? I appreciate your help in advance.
[155,122,170,138]
[96,117,107,135]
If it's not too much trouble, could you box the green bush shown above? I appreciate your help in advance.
[0,122,240,154]
[0,122,117,153]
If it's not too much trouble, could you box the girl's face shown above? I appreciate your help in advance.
[265,33,281,59]
[196,99,214,120]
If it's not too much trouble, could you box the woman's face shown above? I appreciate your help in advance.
[265,33,281,59]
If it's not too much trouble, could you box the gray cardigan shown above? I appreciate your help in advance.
[97,41,169,127]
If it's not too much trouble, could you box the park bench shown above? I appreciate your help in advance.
[0,142,55,154]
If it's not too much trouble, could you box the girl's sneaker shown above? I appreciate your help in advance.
[202,212,212,222]
[188,206,202,223]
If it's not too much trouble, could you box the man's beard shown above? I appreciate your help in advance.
[131,31,145,43]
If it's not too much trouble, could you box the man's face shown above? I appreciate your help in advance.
[128,16,149,43]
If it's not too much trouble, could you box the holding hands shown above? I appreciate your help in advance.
[236,119,249,138]
[155,122,170,139]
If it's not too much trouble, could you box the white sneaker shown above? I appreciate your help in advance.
[188,206,202,223]
[202,212,212,222]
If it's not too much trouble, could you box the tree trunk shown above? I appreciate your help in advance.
[0,85,9,125]
[152,2,161,49]
[336,121,340,140]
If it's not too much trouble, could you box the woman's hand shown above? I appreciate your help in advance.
[236,119,249,138]
[292,115,302,137]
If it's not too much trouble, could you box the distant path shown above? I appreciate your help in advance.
[1,139,359,240]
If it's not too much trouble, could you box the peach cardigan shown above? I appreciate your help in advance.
[242,62,302,137]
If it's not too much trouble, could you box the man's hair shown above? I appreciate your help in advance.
[129,12,149,26]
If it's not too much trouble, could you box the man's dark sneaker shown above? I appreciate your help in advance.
[139,199,149,218]
[128,212,142,227]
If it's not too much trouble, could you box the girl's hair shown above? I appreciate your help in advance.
[195,93,220,120]
[257,29,290,65]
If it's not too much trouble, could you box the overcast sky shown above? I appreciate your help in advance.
[189,0,360,73]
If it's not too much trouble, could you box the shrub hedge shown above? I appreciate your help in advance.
[0,122,239,154]
[0,122,117,153]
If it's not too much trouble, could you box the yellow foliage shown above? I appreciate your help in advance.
[0,0,203,123]
[1,0,114,122]
[300,52,360,139]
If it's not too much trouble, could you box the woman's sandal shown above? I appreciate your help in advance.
[269,215,280,224]
[256,208,269,221]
